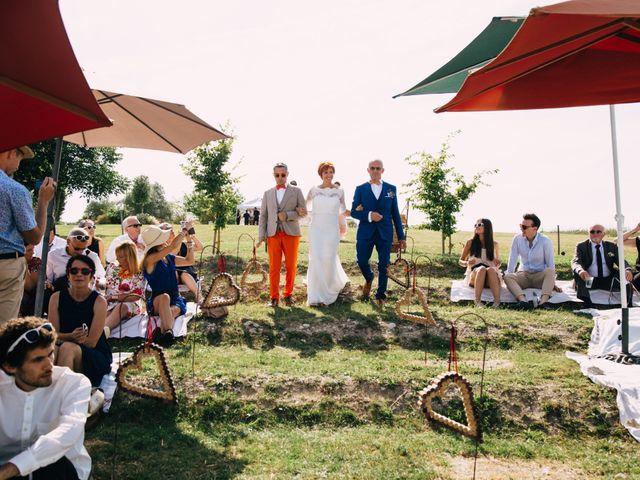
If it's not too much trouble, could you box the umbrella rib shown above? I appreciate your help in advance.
[139,97,227,137]
[96,89,184,153]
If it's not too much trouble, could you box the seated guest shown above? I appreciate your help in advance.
[572,224,632,307]
[105,242,146,330]
[159,223,202,298]
[78,219,105,266]
[615,222,640,291]
[34,225,66,258]
[48,255,112,388]
[0,317,92,480]
[504,213,556,309]
[106,216,145,264]
[46,228,105,292]
[141,223,195,346]
[19,244,41,316]
[459,218,502,307]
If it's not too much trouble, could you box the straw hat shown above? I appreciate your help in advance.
[141,226,170,254]
[17,146,34,159]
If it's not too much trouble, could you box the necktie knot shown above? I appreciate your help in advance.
[276,184,286,190]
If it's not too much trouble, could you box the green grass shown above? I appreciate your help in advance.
[75,224,640,479]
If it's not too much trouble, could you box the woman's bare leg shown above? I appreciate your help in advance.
[474,267,487,305]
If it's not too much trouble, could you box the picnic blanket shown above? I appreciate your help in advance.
[450,279,639,306]
[566,308,640,442]
[108,302,197,339]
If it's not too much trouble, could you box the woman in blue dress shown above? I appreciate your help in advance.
[140,223,195,346]
[49,254,112,387]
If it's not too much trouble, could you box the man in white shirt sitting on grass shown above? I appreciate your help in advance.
[0,317,92,480]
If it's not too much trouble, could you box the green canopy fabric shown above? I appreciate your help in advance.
[394,16,524,97]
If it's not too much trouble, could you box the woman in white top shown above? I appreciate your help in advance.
[305,162,349,306]
[459,218,501,307]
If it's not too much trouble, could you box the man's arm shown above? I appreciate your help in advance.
[571,243,586,275]
[390,188,405,241]
[286,188,307,220]
[19,178,55,245]
[544,237,555,269]
[8,374,91,478]
[257,193,268,245]
[506,236,519,273]
[105,236,120,264]
[349,186,367,222]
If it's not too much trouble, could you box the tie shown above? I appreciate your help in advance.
[595,244,604,278]
[276,184,286,190]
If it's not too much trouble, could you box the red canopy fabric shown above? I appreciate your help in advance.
[0,0,111,152]
[436,0,640,112]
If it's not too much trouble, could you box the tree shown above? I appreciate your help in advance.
[405,132,497,255]
[124,175,152,215]
[13,139,128,220]
[83,199,122,224]
[182,135,243,252]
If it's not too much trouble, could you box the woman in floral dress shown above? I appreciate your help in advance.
[105,242,146,329]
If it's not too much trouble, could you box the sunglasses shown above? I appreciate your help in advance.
[590,229,604,234]
[71,235,91,242]
[68,267,93,276]
[84,225,96,230]
[369,166,382,171]
[274,173,287,178]
[520,224,535,230]
[127,224,142,229]
[474,223,484,228]
[7,323,54,354]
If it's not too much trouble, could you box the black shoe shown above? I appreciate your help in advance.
[268,298,279,308]
[159,329,175,347]
[283,296,295,307]
[538,302,554,310]
[517,300,533,310]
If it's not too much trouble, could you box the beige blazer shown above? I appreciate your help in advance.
[258,185,306,241]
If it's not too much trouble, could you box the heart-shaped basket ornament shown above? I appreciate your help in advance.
[241,258,267,291]
[418,371,481,441]
[386,256,411,289]
[394,287,435,325]
[202,273,241,309]
[116,343,177,404]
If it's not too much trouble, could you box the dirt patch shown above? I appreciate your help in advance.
[445,455,590,480]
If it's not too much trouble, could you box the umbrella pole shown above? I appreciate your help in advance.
[610,105,630,354]
[34,137,64,317]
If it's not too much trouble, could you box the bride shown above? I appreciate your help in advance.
[306,162,349,306]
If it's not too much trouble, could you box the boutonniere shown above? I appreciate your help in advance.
[607,252,615,259]
[386,190,395,199]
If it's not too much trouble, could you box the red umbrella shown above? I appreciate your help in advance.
[0,0,111,152]
[436,0,640,354]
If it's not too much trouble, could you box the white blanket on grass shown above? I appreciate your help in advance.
[108,302,197,339]
[450,279,638,305]
[566,308,640,442]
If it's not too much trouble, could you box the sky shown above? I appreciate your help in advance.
[58,0,640,233]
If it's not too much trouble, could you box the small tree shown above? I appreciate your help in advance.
[124,175,152,214]
[83,199,121,224]
[405,132,497,255]
[182,134,242,252]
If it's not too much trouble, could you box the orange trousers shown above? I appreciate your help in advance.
[267,231,300,299]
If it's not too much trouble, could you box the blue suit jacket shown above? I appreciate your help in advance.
[350,182,405,243]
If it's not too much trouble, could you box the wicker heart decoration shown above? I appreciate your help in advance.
[203,273,241,308]
[386,257,411,289]
[418,372,481,440]
[116,343,177,404]
[394,287,435,325]
[241,259,267,289]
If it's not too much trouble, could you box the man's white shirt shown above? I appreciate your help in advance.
[367,181,383,222]
[46,247,105,285]
[106,233,145,264]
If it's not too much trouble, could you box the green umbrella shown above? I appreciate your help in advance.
[394,16,524,97]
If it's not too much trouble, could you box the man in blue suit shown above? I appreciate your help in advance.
[351,159,406,306]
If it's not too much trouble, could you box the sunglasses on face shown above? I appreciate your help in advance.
[7,323,54,354]
[127,224,142,229]
[84,225,96,230]
[590,229,604,234]
[369,166,382,171]
[520,224,535,230]
[68,267,93,276]
[474,223,484,228]
[71,235,90,242]
[274,173,287,178]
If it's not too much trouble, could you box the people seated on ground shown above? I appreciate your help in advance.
[616,221,640,292]
[34,225,66,258]
[106,216,145,264]
[48,255,112,388]
[141,223,195,346]
[46,228,105,293]
[19,244,41,316]
[159,223,202,298]
[105,242,146,330]
[504,213,557,309]
[459,218,502,308]
[78,219,105,266]
[572,224,632,307]
[0,317,92,480]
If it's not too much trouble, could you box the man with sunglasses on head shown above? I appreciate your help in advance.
[0,146,56,324]
[256,162,306,307]
[46,229,105,293]
[571,224,633,308]
[105,216,146,264]
[0,317,92,480]
[504,213,556,309]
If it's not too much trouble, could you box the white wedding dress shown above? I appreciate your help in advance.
[306,186,349,305]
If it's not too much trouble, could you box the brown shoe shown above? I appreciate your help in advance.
[284,296,295,307]
[268,298,279,307]
[375,298,385,308]
[362,280,373,297]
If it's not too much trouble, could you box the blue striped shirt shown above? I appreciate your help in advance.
[507,232,555,273]
[0,170,36,255]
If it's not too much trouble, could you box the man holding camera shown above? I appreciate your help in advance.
[571,224,633,307]
[0,147,56,324]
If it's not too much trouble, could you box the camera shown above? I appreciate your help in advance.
[180,220,195,235]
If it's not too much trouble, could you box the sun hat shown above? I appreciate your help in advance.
[141,225,171,254]
[17,146,34,159]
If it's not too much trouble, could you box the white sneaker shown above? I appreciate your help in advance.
[88,388,105,417]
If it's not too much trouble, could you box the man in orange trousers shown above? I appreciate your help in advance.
[257,162,306,307]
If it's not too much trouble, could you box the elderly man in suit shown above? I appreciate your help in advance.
[256,163,306,307]
[572,223,633,307]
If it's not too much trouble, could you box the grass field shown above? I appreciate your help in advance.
[60,224,640,479]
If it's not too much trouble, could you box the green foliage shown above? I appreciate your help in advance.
[123,175,175,221]
[405,132,497,254]
[181,136,243,230]
[13,139,127,220]
[83,199,121,224]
